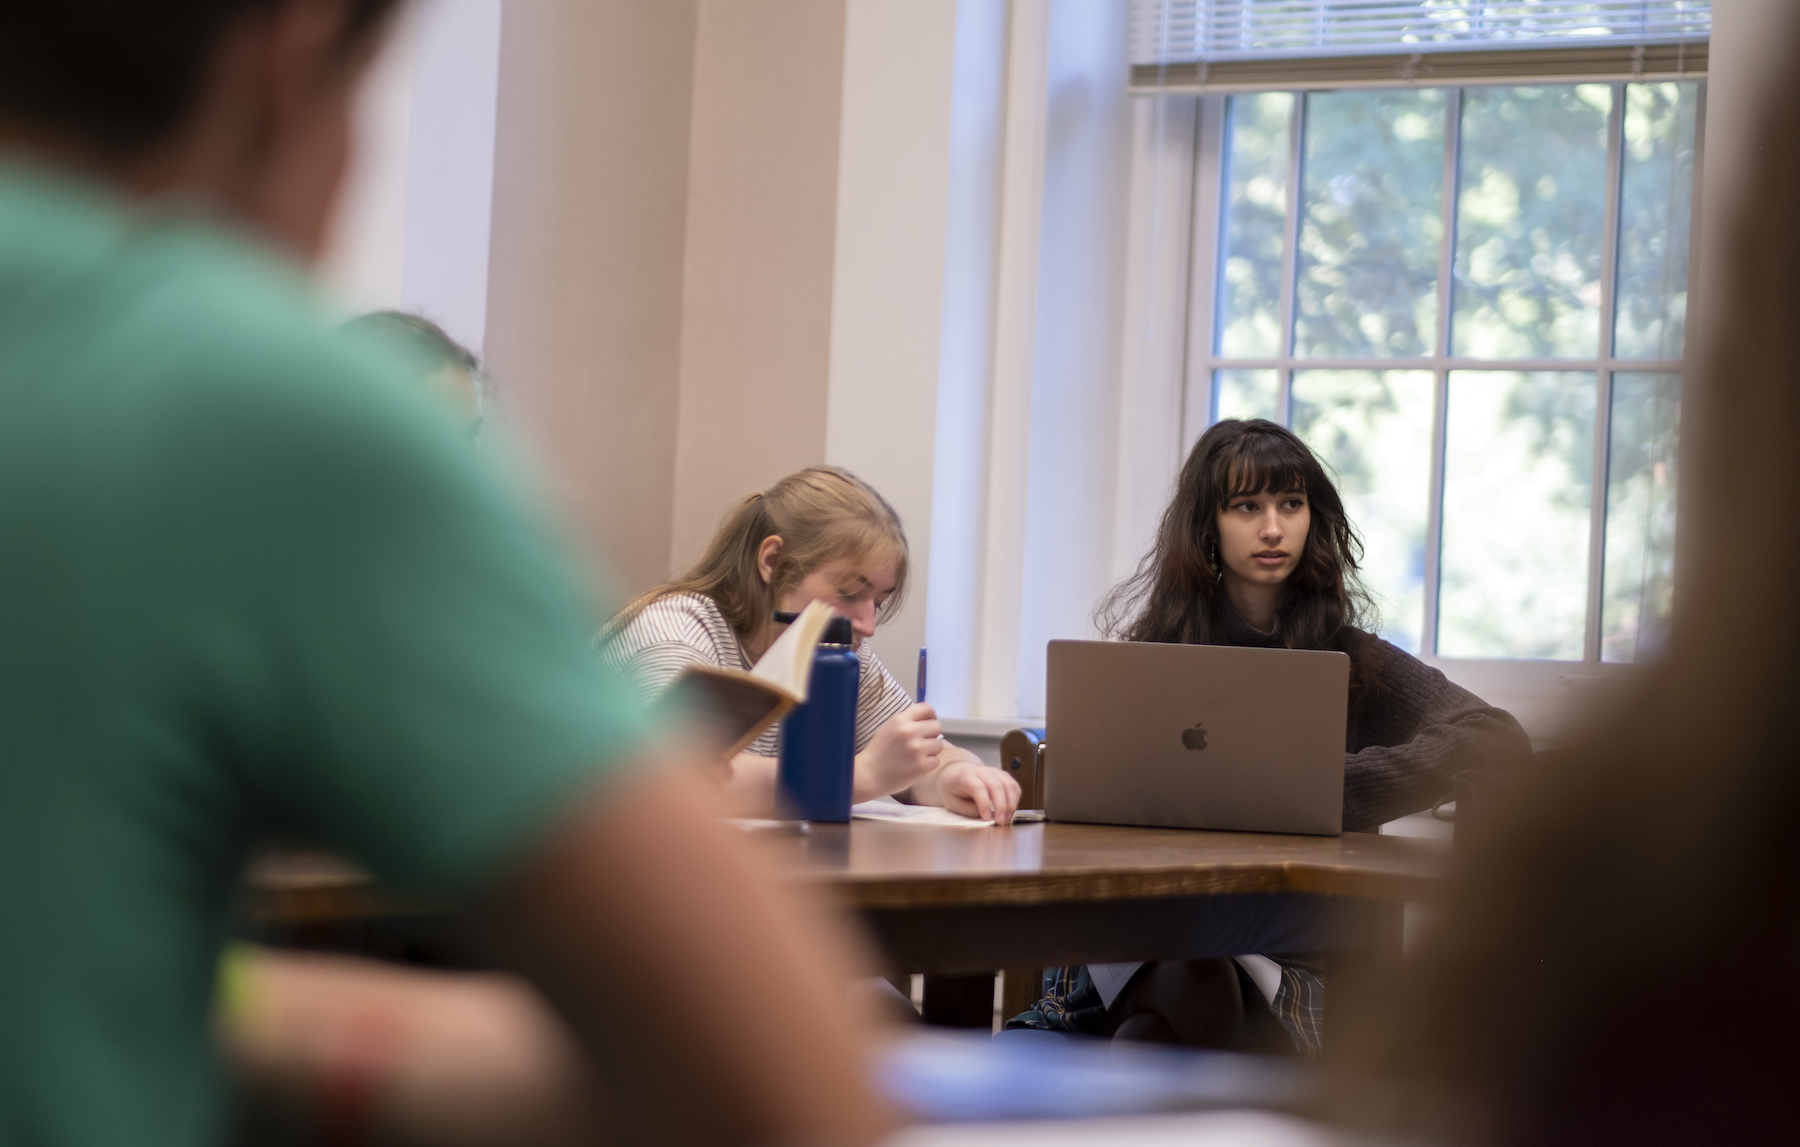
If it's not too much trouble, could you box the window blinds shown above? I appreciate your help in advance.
[1130,1,1710,91]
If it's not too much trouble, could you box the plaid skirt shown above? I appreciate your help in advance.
[1002,959,1326,1058]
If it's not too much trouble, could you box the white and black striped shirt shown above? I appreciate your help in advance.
[598,594,913,758]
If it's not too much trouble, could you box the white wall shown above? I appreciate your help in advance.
[826,0,963,700]
[971,0,1051,721]
[1110,96,1196,593]
[1012,0,1136,720]
[482,0,700,603]
[838,0,1142,722]
[318,2,417,312]
[317,0,502,355]
[402,0,503,356]
[924,0,1011,718]
[667,0,849,580]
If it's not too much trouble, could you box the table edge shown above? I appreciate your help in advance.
[807,859,1450,909]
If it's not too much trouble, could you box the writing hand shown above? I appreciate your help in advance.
[853,703,945,802]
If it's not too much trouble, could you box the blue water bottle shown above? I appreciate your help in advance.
[777,615,860,822]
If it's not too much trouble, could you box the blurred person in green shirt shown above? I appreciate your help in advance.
[0,3,891,1145]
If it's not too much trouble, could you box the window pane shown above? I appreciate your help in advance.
[1614,83,1698,360]
[1294,89,1444,359]
[1291,370,1434,653]
[1216,93,1294,357]
[1453,86,1612,359]
[1438,371,1595,659]
[1602,373,1680,663]
[1213,369,1280,423]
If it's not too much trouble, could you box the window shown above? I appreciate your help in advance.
[1180,77,1697,665]
[923,3,1709,724]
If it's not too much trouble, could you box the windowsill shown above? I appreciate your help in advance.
[941,716,1042,738]
[942,657,1652,748]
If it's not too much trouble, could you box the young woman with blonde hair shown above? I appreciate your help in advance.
[602,465,1019,822]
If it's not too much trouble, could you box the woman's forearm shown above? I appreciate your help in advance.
[893,743,979,807]
[723,751,913,815]
[734,746,951,810]
[852,751,888,804]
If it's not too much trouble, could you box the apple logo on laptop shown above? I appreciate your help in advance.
[1181,721,1208,751]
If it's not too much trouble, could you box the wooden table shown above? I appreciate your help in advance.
[250,820,1451,1025]
[776,820,1449,973]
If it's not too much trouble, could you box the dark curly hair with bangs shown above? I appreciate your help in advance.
[1097,418,1378,666]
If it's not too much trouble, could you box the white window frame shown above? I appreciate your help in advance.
[1117,74,1704,740]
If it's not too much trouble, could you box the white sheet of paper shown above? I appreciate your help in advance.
[851,801,993,828]
[1087,961,1145,1009]
[886,1109,1344,1147]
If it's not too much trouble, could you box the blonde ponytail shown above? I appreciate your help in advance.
[611,466,909,642]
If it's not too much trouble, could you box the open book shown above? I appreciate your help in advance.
[662,600,842,759]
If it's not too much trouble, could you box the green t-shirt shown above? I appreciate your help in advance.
[0,162,656,1144]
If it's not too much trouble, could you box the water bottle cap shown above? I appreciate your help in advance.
[773,610,856,647]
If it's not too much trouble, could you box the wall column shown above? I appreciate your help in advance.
[669,0,851,573]
[484,0,701,604]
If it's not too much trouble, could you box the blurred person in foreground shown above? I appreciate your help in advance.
[0,2,890,1145]
[1336,20,1800,1146]
[344,309,487,433]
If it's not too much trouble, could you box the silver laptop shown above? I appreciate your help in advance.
[1044,639,1349,836]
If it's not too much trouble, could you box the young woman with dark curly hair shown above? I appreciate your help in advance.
[1006,418,1531,1055]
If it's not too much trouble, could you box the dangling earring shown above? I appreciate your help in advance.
[1211,541,1223,584]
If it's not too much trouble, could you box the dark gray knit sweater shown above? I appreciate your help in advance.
[1216,607,1531,833]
